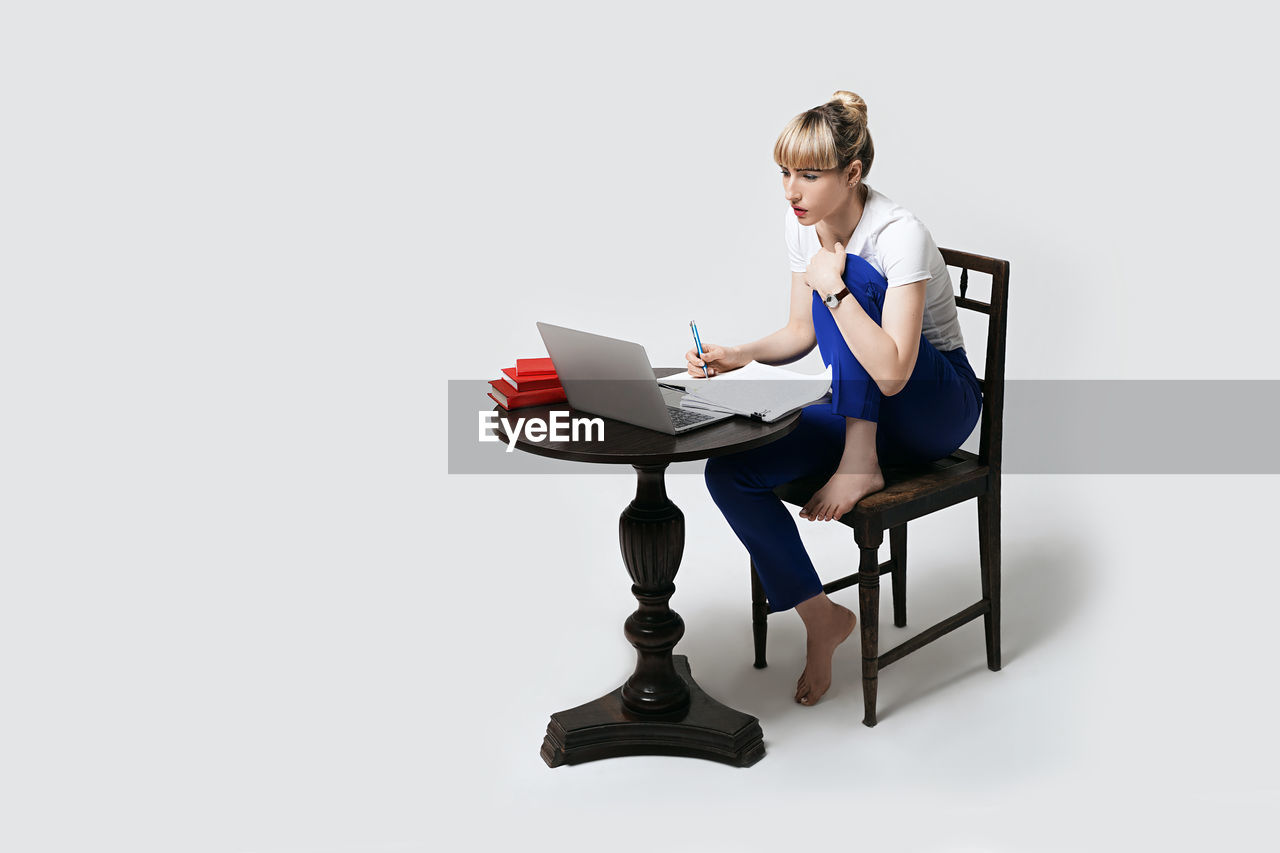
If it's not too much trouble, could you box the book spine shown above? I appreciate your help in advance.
[515,357,556,375]
[501,367,561,392]
[487,381,567,409]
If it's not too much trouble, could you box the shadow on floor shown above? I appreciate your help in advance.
[676,532,1092,723]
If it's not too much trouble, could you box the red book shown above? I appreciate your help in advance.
[515,356,556,376]
[488,379,568,410]
[500,366,561,392]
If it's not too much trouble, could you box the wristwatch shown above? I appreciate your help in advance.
[823,286,850,309]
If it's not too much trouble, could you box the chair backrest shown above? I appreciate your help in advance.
[939,248,1010,474]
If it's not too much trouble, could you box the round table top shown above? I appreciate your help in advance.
[490,368,803,465]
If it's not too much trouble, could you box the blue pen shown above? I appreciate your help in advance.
[690,320,710,378]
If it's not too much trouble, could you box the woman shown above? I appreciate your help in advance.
[690,91,982,706]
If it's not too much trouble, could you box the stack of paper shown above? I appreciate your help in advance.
[658,362,832,423]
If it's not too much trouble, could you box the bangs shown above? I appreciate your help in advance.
[773,112,841,171]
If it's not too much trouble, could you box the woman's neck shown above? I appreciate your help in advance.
[817,183,868,249]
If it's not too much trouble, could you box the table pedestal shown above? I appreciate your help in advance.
[540,463,765,768]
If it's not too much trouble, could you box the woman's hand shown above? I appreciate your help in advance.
[805,241,848,296]
[684,343,749,377]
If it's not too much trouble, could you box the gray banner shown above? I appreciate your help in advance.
[449,380,1280,474]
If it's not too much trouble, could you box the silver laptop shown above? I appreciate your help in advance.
[536,322,733,435]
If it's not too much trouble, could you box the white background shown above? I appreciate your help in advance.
[2,2,1278,851]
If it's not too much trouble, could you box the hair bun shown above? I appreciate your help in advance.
[775,90,875,180]
[830,90,868,124]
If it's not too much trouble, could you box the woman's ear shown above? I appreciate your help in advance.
[846,161,863,186]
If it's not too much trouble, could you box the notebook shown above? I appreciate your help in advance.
[657,362,832,423]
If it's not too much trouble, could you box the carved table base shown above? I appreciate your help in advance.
[540,655,764,767]
[541,463,765,767]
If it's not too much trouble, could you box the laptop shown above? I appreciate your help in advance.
[536,322,734,435]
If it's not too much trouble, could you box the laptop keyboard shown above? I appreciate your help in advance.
[668,406,720,429]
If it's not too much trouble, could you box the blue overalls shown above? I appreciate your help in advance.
[704,254,982,611]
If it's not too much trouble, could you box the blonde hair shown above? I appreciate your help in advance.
[773,90,874,179]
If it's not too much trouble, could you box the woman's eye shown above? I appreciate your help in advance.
[803,174,818,181]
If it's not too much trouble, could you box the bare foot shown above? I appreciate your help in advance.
[798,467,885,522]
[794,601,857,705]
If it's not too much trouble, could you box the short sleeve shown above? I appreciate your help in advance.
[785,208,808,272]
[876,217,934,287]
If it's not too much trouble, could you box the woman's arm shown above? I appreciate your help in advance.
[805,240,923,396]
[736,271,818,366]
[826,277,925,397]
[684,273,818,375]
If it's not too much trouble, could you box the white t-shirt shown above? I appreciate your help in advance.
[786,184,966,353]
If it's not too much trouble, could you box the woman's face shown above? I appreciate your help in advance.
[780,162,859,224]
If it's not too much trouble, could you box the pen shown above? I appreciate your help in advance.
[690,320,709,379]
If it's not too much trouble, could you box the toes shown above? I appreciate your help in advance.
[796,670,810,701]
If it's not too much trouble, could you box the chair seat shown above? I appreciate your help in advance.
[773,449,990,535]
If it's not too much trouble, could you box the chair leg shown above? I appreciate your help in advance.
[889,523,907,628]
[857,543,882,726]
[750,559,768,669]
[978,491,1002,671]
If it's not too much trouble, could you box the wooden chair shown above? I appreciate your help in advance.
[750,248,1010,726]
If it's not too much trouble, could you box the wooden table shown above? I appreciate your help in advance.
[491,370,802,767]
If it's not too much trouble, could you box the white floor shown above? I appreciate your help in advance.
[4,473,1278,852]
[420,473,1280,852]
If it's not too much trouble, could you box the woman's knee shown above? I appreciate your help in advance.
[841,255,888,321]
[704,453,777,507]
[703,456,746,505]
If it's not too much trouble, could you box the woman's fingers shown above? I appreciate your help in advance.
[689,346,720,377]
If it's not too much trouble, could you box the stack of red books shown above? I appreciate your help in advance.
[487,357,567,410]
